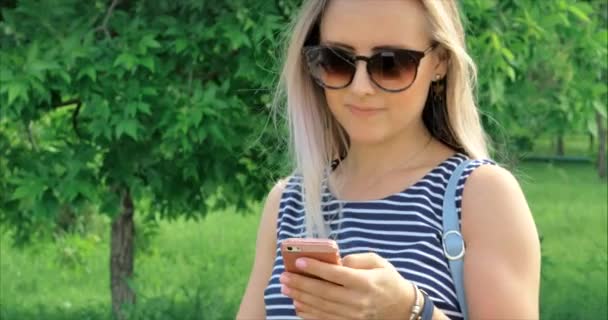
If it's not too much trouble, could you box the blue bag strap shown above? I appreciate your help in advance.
[442,159,473,320]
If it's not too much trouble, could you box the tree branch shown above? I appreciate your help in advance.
[54,99,81,109]
[95,0,121,40]
[26,121,39,151]
[72,101,83,139]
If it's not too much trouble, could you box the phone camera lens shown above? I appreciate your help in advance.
[287,246,293,251]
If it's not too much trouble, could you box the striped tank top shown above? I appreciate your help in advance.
[264,152,496,320]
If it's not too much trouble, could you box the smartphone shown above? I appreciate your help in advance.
[280,238,342,280]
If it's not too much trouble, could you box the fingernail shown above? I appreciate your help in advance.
[280,273,290,284]
[296,258,307,269]
[281,284,291,295]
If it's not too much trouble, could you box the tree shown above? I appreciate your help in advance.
[0,0,292,317]
[464,0,607,172]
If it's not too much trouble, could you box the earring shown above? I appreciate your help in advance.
[434,74,442,82]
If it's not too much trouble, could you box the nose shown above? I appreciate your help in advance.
[350,60,376,96]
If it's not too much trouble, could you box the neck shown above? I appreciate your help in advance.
[341,120,434,179]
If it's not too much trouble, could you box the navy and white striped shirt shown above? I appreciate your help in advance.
[264,152,496,319]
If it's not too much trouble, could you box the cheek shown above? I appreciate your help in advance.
[390,83,431,115]
[384,91,428,127]
[324,91,347,125]
[323,85,430,144]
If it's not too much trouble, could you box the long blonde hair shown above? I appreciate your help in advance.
[271,0,491,239]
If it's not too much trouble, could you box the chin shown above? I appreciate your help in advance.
[344,128,390,146]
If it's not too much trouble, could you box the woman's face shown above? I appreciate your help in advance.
[319,0,445,145]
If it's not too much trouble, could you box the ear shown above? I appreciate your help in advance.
[432,46,449,78]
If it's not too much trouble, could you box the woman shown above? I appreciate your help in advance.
[237,0,541,319]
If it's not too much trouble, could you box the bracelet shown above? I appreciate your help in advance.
[408,282,423,320]
[419,289,435,320]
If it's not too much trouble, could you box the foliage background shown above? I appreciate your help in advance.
[0,0,606,319]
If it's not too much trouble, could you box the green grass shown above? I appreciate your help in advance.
[0,210,261,319]
[515,162,607,319]
[1,162,606,319]
[531,133,596,157]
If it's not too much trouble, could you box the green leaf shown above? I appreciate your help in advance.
[31,60,61,71]
[190,107,203,126]
[138,102,151,115]
[125,103,138,117]
[490,32,501,51]
[140,34,161,49]
[501,47,515,63]
[29,80,48,98]
[174,38,188,54]
[77,65,97,81]
[116,119,139,140]
[126,102,151,116]
[142,87,158,96]
[506,67,516,82]
[140,56,155,73]
[57,70,72,84]
[11,178,47,202]
[60,178,82,203]
[567,5,590,23]
[113,53,138,71]
[26,41,40,65]
[6,82,29,105]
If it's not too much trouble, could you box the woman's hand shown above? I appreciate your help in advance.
[279,252,415,320]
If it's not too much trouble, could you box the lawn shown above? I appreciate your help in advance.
[1,161,606,319]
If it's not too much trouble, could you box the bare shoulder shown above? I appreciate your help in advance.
[262,177,289,219]
[258,177,290,249]
[462,164,528,219]
[461,163,537,238]
[463,163,522,203]
[460,163,541,318]
[256,178,289,245]
[270,177,289,200]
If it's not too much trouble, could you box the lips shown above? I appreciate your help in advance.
[347,104,381,111]
[346,104,385,116]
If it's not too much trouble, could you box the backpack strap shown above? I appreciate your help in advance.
[442,159,473,320]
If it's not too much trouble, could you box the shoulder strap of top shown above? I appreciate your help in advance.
[443,159,473,320]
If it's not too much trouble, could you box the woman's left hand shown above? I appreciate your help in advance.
[279,252,415,320]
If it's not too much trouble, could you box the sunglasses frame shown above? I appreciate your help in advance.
[302,43,438,93]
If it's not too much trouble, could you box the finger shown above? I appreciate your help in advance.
[294,299,353,320]
[281,272,354,305]
[294,257,365,287]
[342,252,388,269]
[284,285,361,319]
[296,311,321,320]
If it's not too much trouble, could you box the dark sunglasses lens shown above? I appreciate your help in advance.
[305,47,355,88]
[368,51,418,91]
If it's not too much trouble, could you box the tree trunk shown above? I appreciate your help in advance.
[596,110,607,179]
[110,189,136,319]
[556,134,565,156]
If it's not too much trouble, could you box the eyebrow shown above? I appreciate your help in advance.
[321,41,409,52]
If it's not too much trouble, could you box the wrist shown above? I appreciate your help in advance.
[405,280,423,320]
[419,289,435,320]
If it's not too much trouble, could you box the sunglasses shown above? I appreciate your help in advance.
[302,43,437,93]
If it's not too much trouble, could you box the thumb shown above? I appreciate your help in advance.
[342,252,388,269]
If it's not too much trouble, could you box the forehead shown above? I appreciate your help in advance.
[319,0,431,52]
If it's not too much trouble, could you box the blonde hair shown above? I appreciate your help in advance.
[271,0,491,239]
